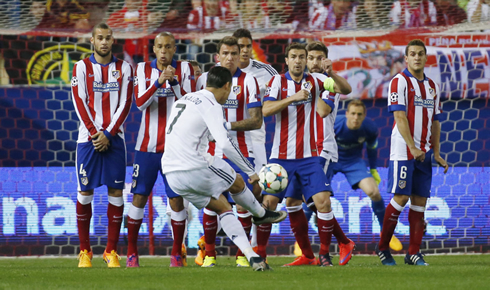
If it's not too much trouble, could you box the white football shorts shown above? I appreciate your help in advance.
[165,156,237,209]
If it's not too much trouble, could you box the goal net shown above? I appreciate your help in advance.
[0,0,489,256]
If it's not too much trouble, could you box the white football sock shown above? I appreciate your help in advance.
[230,186,266,218]
[128,204,144,220]
[219,211,259,261]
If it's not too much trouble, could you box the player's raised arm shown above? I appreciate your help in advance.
[322,58,351,95]
[104,62,133,140]
[71,62,98,137]
[228,76,263,131]
[134,63,158,111]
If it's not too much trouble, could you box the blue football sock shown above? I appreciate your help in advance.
[372,199,386,228]
[302,203,314,223]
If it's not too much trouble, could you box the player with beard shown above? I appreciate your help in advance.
[72,23,133,268]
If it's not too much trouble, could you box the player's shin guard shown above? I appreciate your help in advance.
[372,199,386,228]
[287,206,315,259]
[127,204,144,256]
[77,193,93,252]
[408,205,425,255]
[230,186,266,217]
[219,211,259,261]
[203,208,218,258]
[171,208,187,256]
[378,198,404,251]
[236,211,253,258]
[106,196,124,253]
[317,211,334,255]
[256,223,272,258]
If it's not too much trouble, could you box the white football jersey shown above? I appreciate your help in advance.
[314,73,340,162]
[162,89,255,177]
[241,59,278,144]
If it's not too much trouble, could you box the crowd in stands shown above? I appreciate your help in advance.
[0,0,487,33]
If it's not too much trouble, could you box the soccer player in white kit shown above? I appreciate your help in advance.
[232,29,279,254]
[195,36,263,268]
[161,66,287,271]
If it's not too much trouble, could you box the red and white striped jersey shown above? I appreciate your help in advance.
[196,68,261,158]
[134,59,195,153]
[316,91,341,162]
[71,54,133,143]
[264,72,324,160]
[187,6,226,30]
[390,0,437,28]
[388,68,442,161]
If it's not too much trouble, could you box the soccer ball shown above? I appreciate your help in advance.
[258,163,288,194]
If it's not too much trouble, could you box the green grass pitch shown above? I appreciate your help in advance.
[1,255,489,290]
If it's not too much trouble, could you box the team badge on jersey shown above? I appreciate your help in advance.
[81,177,88,186]
[399,180,406,189]
[132,180,137,188]
[233,85,241,95]
[302,81,312,91]
[429,88,435,96]
[112,70,121,79]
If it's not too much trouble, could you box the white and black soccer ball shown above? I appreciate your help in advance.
[258,163,288,194]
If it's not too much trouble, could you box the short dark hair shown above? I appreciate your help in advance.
[217,36,240,54]
[92,23,112,37]
[155,31,175,43]
[306,41,328,58]
[405,39,427,56]
[285,42,307,58]
[188,60,199,67]
[347,99,366,114]
[206,66,232,88]
[232,28,253,42]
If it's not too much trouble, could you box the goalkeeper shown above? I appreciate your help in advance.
[333,99,402,251]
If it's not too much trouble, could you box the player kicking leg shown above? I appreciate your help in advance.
[162,66,287,271]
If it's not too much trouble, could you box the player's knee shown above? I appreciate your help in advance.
[262,195,278,210]
[285,197,302,207]
[366,187,381,201]
[132,194,148,208]
[78,190,94,196]
[394,194,410,206]
[228,174,245,194]
[313,192,332,212]
[107,187,123,197]
[169,196,185,212]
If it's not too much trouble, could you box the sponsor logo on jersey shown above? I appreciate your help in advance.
[290,95,313,106]
[71,76,78,87]
[112,70,120,79]
[223,99,239,109]
[414,95,434,108]
[93,81,120,92]
[155,87,175,98]
[233,85,241,95]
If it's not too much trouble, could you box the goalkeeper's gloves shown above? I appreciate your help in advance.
[370,168,381,185]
